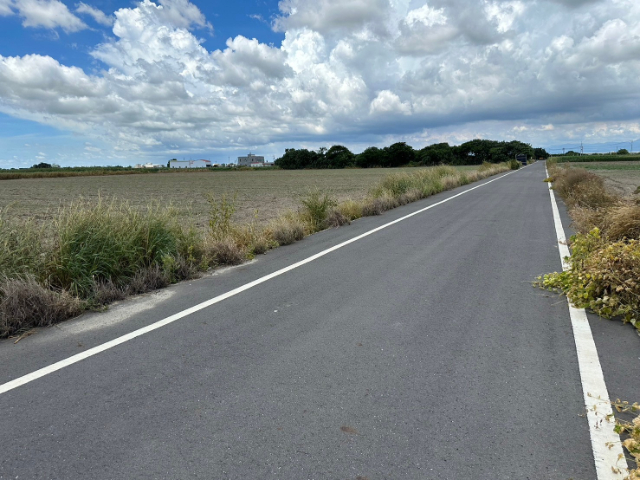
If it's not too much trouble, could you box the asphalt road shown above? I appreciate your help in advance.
[1,161,638,479]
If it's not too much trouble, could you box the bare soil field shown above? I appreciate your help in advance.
[570,161,640,197]
[1,167,473,229]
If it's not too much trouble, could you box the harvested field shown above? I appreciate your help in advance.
[0,167,475,229]
[569,161,640,198]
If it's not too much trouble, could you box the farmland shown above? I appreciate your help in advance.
[0,166,476,229]
[568,161,640,197]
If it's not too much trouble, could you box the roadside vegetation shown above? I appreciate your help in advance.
[538,159,640,332]
[539,160,640,478]
[0,162,512,339]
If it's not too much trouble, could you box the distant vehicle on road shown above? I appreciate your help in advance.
[516,153,527,165]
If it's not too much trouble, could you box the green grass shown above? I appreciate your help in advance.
[552,154,640,163]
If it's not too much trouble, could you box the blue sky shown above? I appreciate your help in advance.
[0,0,639,167]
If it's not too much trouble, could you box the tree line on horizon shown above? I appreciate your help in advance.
[275,139,549,169]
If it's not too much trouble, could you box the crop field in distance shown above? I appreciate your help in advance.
[569,161,640,197]
[0,166,476,230]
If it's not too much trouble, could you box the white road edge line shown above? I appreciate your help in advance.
[1,168,521,396]
[545,166,626,479]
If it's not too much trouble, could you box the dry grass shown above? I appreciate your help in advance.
[0,276,83,338]
[268,214,306,246]
[560,161,640,199]
[542,161,640,332]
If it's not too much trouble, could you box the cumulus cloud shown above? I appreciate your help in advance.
[15,0,86,32]
[75,2,113,26]
[0,0,640,162]
[370,90,411,115]
[154,0,211,30]
[274,0,390,35]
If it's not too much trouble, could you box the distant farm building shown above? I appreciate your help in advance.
[169,159,212,169]
[237,153,265,167]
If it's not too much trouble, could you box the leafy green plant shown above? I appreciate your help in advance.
[537,228,640,330]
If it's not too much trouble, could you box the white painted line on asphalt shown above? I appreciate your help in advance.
[0,168,520,396]
[546,166,626,479]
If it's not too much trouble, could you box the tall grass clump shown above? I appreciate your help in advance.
[300,189,337,232]
[50,200,195,299]
[0,208,48,280]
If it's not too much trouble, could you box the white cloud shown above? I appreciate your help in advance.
[405,4,447,27]
[1,0,640,163]
[0,0,13,16]
[15,0,86,32]
[274,0,390,35]
[155,0,210,30]
[370,90,411,115]
[75,2,113,26]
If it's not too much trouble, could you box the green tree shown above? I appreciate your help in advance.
[617,148,629,155]
[325,145,355,168]
[533,148,549,159]
[418,143,454,165]
[356,147,387,168]
[31,162,52,169]
[384,142,416,167]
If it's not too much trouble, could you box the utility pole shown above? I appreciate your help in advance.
[562,147,565,155]
[580,142,583,156]
[631,140,634,153]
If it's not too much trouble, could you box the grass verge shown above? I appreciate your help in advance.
[1,162,511,338]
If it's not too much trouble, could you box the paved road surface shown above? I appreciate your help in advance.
[1,161,638,479]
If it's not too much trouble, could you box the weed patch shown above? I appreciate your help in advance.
[300,189,337,232]
[538,162,640,333]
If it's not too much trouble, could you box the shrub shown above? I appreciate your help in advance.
[508,159,520,170]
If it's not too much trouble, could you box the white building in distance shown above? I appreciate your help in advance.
[169,159,212,169]
[237,153,265,167]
